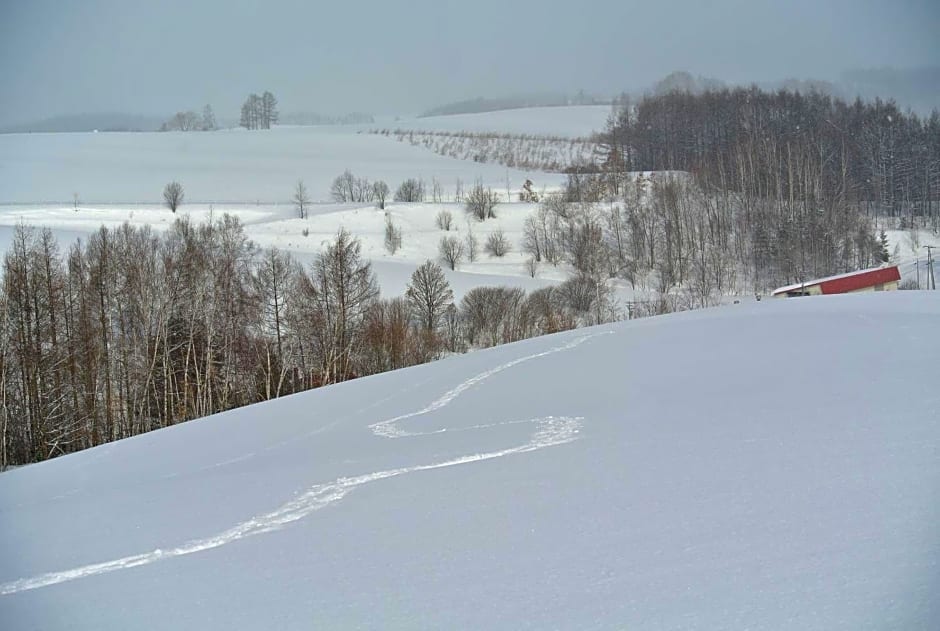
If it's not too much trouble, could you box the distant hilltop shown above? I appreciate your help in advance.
[421,93,610,118]
[0,113,164,134]
[279,112,375,126]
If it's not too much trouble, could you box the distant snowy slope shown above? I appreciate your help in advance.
[2,293,939,630]
[0,126,555,204]
[394,105,611,138]
[0,107,609,205]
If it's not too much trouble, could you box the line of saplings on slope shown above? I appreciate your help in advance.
[0,217,616,468]
[372,128,597,173]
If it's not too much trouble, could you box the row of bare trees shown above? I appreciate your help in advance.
[376,128,597,172]
[329,170,436,209]
[0,219,612,468]
[160,105,216,132]
[240,91,279,130]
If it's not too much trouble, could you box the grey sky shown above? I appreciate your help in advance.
[1,0,937,125]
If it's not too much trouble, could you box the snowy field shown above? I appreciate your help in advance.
[1,293,938,629]
[0,108,584,297]
[383,105,612,138]
[0,124,561,204]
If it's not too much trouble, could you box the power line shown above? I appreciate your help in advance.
[926,246,937,290]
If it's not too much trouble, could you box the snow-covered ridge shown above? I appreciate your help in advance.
[0,125,560,204]
[0,331,606,596]
[391,105,611,138]
[1,293,938,629]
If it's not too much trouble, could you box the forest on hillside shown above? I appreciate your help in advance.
[601,87,940,221]
[0,216,615,467]
[559,88,938,296]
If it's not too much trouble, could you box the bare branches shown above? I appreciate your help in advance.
[406,260,453,334]
[384,214,402,255]
[465,183,499,221]
[394,178,425,203]
[438,235,465,270]
[484,229,511,257]
[293,180,310,219]
[163,181,184,213]
[435,209,454,231]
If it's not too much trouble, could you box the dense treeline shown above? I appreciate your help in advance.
[553,169,890,301]
[547,87,940,295]
[0,218,609,468]
[602,88,940,220]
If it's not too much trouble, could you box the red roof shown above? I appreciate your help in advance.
[773,266,901,296]
[818,266,900,294]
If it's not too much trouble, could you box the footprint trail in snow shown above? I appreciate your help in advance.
[0,331,609,595]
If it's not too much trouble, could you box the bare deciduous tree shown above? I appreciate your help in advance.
[525,257,538,277]
[406,260,453,333]
[384,214,402,255]
[465,183,499,221]
[293,180,310,219]
[438,235,465,270]
[373,181,390,209]
[465,221,479,262]
[240,92,278,130]
[395,178,425,203]
[298,229,379,385]
[435,209,454,231]
[201,104,216,131]
[163,181,184,213]
[331,170,356,202]
[354,176,374,203]
[485,229,511,257]
[459,286,527,348]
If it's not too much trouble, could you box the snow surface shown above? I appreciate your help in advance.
[0,125,561,204]
[384,105,612,138]
[2,293,938,629]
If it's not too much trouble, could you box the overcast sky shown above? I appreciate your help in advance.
[1,0,937,125]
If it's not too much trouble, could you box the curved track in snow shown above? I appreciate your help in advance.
[0,331,608,595]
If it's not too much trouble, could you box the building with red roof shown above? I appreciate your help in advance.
[772,266,901,298]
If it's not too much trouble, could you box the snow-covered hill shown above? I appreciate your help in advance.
[0,106,611,205]
[2,293,938,629]
[390,105,611,138]
[0,125,558,204]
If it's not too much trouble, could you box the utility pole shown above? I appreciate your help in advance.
[926,246,937,290]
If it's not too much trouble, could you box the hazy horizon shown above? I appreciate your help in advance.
[1,0,938,126]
